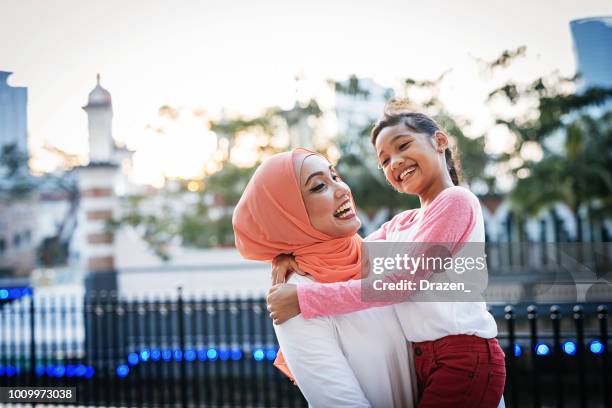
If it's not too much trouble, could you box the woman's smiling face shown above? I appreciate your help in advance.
[375,123,447,195]
[298,155,361,237]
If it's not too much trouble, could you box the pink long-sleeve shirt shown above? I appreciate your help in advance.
[296,186,498,342]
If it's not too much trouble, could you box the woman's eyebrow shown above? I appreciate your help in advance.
[304,165,334,186]
[304,171,324,186]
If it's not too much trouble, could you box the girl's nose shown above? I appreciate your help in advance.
[390,155,404,170]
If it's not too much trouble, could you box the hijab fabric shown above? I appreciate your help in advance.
[232,148,363,380]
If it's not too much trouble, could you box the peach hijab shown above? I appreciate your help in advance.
[232,147,363,381]
[232,147,362,283]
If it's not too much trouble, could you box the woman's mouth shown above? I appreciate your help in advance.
[398,165,418,183]
[333,200,355,220]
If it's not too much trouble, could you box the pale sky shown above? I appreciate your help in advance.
[2,0,611,182]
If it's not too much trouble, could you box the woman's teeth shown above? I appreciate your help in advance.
[334,201,354,219]
[399,166,417,181]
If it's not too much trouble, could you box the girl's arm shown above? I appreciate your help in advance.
[296,187,480,319]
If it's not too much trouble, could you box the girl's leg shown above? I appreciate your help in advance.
[273,273,371,408]
[413,335,505,408]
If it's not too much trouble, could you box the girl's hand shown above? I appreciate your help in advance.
[271,254,305,285]
[267,283,300,324]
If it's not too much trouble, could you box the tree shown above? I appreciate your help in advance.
[401,75,492,192]
[485,49,612,241]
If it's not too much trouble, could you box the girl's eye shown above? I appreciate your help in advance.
[399,142,411,150]
[331,173,341,181]
[310,183,325,192]
[381,158,390,167]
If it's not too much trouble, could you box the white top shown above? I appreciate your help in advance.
[297,186,498,342]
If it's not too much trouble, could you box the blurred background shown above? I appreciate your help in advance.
[1,1,611,407]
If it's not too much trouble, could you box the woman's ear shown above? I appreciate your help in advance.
[434,131,449,153]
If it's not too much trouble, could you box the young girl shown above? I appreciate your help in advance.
[267,99,506,408]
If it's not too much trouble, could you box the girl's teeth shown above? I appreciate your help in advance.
[400,167,416,180]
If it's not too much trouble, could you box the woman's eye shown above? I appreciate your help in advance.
[310,183,325,192]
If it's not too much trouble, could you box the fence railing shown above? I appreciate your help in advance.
[0,288,610,407]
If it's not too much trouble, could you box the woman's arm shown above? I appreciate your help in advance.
[268,187,480,322]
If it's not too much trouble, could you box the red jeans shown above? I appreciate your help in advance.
[412,334,506,408]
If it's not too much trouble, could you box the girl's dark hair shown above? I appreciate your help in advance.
[371,98,461,186]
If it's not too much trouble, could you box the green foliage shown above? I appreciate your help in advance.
[335,74,371,98]
[205,163,256,206]
[0,143,36,196]
[107,197,178,261]
[486,51,612,236]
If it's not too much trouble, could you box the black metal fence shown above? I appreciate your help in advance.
[0,288,610,407]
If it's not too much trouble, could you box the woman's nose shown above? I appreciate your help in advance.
[335,184,350,198]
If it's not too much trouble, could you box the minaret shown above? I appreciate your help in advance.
[82,74,114,163]
[74,74,119,293]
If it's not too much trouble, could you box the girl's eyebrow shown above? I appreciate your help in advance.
[304,165,334,186]
[377,134,413,158]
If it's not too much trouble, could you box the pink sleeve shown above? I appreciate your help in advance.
[297,187,480,319]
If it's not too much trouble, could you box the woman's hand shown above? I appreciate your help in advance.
[271,254,305,285]
[267,283,300,324]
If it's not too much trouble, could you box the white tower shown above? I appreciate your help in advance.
[82,74,114,164]
[73,74,119,292]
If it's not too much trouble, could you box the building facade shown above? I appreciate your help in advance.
[0,71,28,157]
[570,16,612,91]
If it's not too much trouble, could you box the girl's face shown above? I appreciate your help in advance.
[299,155,361,237]
[375,123,448,195]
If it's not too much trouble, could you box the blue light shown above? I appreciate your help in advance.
[140,349,150,362]
[75,364,87,377]
[231,349,243,361]
[46,365,56,377]
[151,348,161,361]
[563,341,577,355]
[197,349,208,361]
[84,366,95,379]
[66,365,76,377]
[21,288,31,296]
[54,365,66,377]
[173,349,183,361]
[207,348,218,361]
[590,340,604,355]
[35,365,45,377]
[514,344,522,357]
[266,348,277,361]
[219,349,230,361]
[9,288,21,299]
[6,366,16,377]
[535,343,551,356]
[184,349,196,362]
[253,349,265,361]
[0,289,8,299]
[0,365,4,376]
[162,349,173,361]
[127,352,139,366]
[116,364,130,378]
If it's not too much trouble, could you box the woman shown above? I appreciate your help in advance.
[232,148,417,407]
[267,100,506,408]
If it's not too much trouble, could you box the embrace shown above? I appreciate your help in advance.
[232,99,506,408]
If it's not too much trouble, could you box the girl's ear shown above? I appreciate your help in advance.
[433,131,449,152]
